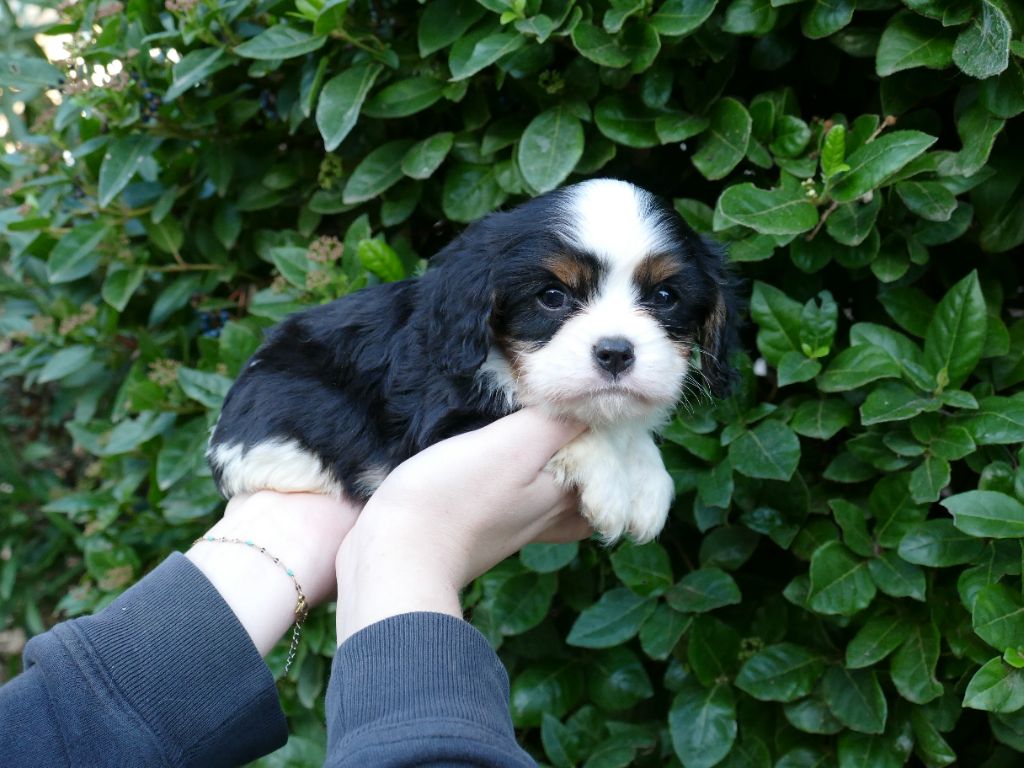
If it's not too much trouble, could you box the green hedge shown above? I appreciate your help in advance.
[3,0,1024,765]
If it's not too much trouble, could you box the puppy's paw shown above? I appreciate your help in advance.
[548,427,677,544]
[548,432,632,543]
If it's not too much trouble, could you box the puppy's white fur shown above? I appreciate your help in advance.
[209,439,345,499]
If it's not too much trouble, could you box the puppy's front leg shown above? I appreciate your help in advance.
[547,426,674,544]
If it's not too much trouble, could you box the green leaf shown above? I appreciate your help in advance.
[418,0,486,56]
[750,281,802,365]
[234,25,327,60]
[521,542,578,573]
[878,285,935,338]
[692,98,752,181]
[952,1,1011,80]
[442,163,508,223]
[735,643,824,702]
[868,552,926,601]
[791,398,854,440]
[38,346,94,384]
[511,662,584,726]
[650,0,718,37]
[821,124,849,179]
[101,266,145,312]
[165,48,230,101]
[48,221,110,283]
[666,568,741,613]
[723,0,778,35]
[517,107,585,194]
[819,345,902,392]
[639,603,691,660]
[827,196,881,246]
[567,588,656,648]
[177,367,233,409]
[937,493,1024,540]
[822,666,888,734]
[860,382,939,425]
[571,23,630,67]
[808,541,876,616]
[898,519,986,566]
[923,270,987,389]
[830,498,874,558]
[831,131,937,203]
[98,136,161,208]
[594,95,660,148]
[362,77,446,118]
[343,140,415,204]
[875,12,955,77]
[450,32,526,80]
[972,584,1024,651]
[836,731,905,768]
[909,454,950,503]
[401,132,454,181]
[688,615,741,686]
[610,541,673,597]
[588,646,654,711]
[964,397,1024,445]
[801,0,854,40]
[316,62,384,152]
[716,183,818,235]
[784,696,843,735]
[669,681,737,768]
[776,353,820,387]
[846,613,912,668]
[890,622,943,704]
[357,238,404,282]
[156,418,207,491]
[895,181,957,223]
[729,420,801,481]
[963,658,1024,712]
[491,571,557,635]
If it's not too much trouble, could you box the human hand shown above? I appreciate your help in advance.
[188,490,360,656]
[335,408,590,644]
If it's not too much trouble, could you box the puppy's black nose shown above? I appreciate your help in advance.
[593,337,635,376]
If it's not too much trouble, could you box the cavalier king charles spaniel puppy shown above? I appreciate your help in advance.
[208,178,737,543]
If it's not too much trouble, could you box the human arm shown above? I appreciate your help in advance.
[0,491,357,768]
[326,409,590,767]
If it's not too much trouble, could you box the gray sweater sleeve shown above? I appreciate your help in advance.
[0,552,288,767]
[325,612,537,767]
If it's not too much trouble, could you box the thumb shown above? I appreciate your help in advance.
[473,408,587,472]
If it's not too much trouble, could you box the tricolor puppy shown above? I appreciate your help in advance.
[208,178,737,543]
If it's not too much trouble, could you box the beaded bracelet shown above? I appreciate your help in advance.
[193,535,309,674]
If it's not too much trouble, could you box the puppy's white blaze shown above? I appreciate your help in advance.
[208,439,344,498]
[559,179,676,272]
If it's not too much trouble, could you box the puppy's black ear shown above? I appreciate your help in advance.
[696,237,740,399]
[420,220,496,378]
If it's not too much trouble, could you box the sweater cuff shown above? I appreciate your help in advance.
[46,552,287,766]
[328,612,516,740]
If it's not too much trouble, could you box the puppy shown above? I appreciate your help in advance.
[208,178,737,543]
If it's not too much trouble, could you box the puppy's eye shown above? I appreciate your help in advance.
[538,287,569,310]
[652,285,679,309]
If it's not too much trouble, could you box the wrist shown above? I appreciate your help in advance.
[188,491,359,656]
[334,523,463,645]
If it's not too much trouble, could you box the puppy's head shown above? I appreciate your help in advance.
[425,178,738,425]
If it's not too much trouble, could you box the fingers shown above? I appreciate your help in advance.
[533,510,593,543]
[470,407,587,472]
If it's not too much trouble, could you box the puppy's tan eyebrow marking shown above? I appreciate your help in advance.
[543,252,601,294]
[634,253,681,288]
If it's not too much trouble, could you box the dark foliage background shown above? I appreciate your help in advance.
[3,0,1024,765]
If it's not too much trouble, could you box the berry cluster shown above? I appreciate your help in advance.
[197,309,231,338]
